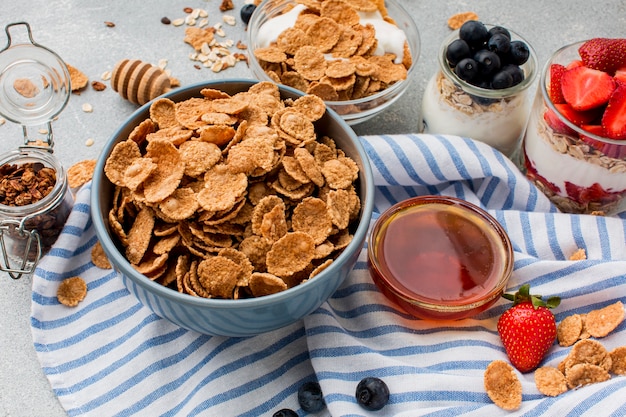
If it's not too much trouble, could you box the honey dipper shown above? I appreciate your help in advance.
[110,59,172,105]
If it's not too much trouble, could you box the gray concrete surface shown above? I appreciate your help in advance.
[0,1,625,416]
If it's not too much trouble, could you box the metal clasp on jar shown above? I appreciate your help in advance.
[0,218,42,279]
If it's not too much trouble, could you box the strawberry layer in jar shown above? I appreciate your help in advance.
[522,39,626,215]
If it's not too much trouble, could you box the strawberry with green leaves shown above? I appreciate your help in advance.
[497,284,561,373]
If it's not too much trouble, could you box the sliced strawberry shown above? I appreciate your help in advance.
[602,83,626,139]
[580,124,626,158]
[579,38,626,74]
[566,60,584,70]
[544,108,575,135]
[615,66,626,84]
[561,66,616,110]
[555,103,600,125]
[548,64,566,104]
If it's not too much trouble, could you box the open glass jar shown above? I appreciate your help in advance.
[0,22,73,278]
[420,24,538,159]
[522,41,626,215]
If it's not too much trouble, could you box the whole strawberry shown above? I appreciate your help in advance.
[497,284,561,373]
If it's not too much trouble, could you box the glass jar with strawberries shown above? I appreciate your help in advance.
[522,38,626,215]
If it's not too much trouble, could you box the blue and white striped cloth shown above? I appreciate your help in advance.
[31,134,626,416]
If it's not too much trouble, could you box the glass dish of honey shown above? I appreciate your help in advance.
[367,195,513,320]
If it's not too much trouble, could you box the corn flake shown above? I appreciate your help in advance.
[57,276,88,307]
[484,360,522,411]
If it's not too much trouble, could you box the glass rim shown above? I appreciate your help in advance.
[437,23,538,99]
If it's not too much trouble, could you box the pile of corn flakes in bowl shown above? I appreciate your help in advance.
[247,0,420,125]
[91,79,374,337]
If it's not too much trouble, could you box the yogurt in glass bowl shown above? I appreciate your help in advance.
[247,0,420,125]
[420,21,537,159]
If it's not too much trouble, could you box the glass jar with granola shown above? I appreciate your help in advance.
[0,148,73,278]
[420,21,538,159]
[522,39,626,215]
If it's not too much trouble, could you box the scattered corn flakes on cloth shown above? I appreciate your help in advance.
[31,134,626,416]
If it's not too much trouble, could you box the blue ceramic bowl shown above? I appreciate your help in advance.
[91,79,374,337]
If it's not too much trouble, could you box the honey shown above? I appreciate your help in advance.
[368,196,513,320]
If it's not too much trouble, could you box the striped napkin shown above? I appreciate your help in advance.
[31,134,626,417]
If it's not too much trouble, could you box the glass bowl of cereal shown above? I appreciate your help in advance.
[91,79,375,337]
[247,0,420,125]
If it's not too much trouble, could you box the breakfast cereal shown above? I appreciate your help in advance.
[484,360,522,410]
[57,276,87,307]
[67,159,97,188]
[103,82,360,299]
[534,366,568,397]
[91,241,112,269]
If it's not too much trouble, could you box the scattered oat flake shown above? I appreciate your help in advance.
[447,11,479,30]
[101,70,112,81]
[57,276,88,307]
[82,103,93,113]
[484,360,522,410]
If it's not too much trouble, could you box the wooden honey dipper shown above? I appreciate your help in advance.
[111,59,172,105]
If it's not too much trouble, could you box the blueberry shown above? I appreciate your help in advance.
[297,381,325,413]
[356,377,390,411]
[487,33,511,56]
[445,39,471,66]
[240,3,256,25]
[491,70,514,89]
[459,20,489,49]
[272,409,298,417]
[488,26,511,40]
[473,49,501,76]
[501,64,525,86]
[507,40,530,65]
[454,58,479,82]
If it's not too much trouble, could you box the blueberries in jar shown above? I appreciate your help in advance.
[507,40,530,65]
[446,39,471,66]
[297,381,325,413]
[487,33,511,55]
[459,20,489,49]
[491,70,514,89]
[447,21,530,92]
[473,49,501,76]
[356,377,390,411]
[501,64,525,86]
[240,3,257,25]
[454,58,479,82]
[488,26,511,40]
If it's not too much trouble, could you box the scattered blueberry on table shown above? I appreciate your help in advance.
[355,377,390,411]
[297,381,325,413]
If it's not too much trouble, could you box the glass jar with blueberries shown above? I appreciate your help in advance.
[420,20,538,159]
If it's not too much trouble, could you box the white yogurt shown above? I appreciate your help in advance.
[420,73,529,157]
[524,110,626,195]
[256,5,408,63]
[357,11,407,64]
